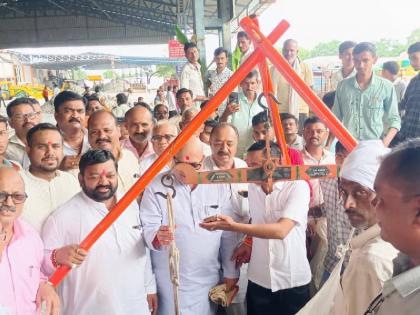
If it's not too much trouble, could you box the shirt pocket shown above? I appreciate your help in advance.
[365,96,383,126]
[197,204,221,222]
[20,264,41,309]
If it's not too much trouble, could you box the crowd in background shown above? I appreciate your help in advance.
[0,29,420,315]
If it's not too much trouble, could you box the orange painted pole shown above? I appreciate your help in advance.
[251,16,290,165]
[240,17,357,152]
[258,60,291,165]
[48,19,291,287]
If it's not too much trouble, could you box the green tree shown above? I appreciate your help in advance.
[103,70,117,79]
[298,47,312,60]
[310,40,341,57]
[407,28,420,44]
[374,38,406,57]
[155,64,176,78]
[73,69,87,80]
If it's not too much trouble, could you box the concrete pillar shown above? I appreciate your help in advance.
[218,0,234,68]
[192,0,206,67]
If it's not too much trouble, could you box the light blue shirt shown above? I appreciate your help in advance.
[229,92,265,157]
[333,74,401,140]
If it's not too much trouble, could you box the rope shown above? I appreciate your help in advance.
[167,193,180,315]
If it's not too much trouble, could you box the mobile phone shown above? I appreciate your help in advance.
[228,92,239,104]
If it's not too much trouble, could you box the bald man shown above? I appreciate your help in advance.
[139,121,178,175]
[179,108,212,156]
[140,137,240,315]
[88,110,139,193]
[0,168,59,315]
[121,106,155,163]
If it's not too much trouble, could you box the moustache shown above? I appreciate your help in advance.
[41,155,57,161]
[217,151,230,156]
[345,208,360,216]
[134,132,147,138]
[69,117,80,123]
[310,137,319,141]
[96,138,111,144]
[94,185,112,192]
[23,122,35,129]
[0,205,16,212]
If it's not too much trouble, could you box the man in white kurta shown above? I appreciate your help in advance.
[330,141,398,315]
[21,170,80,233]
[42,149,156,315]
[19,123,80,233]
[139,138,239,315]
[87,110,140,193]
[203,123,249,315]
[139,121,178,175]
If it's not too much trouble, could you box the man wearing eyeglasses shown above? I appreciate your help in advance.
[0,167,60,315]
[87,110,139,193]
[329,140,398,315]
[364,138,420,315]
[140,137,240,315]
[139,121,178,175]
[41,150,157,315]
[5,97,41,169]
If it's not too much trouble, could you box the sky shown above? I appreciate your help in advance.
[12,0,419,61]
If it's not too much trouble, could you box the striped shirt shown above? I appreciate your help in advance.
[396,73,420,142]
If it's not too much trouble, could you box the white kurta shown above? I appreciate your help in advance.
[42,192,155,315]
[140,173,240,315]
[139,153,171,176]
[330,224,398,315]
[203,156,250,304]
[117,148,140,193]
[20,170,81,233]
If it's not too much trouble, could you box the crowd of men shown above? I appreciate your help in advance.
[0,30,419,315]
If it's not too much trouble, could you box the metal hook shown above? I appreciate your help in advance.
[257,92,281,109]
[155,173,176,199]
[257,93,268,111]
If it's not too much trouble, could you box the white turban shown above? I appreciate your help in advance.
[340,140,391,190]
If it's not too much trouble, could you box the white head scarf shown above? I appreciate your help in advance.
[340,140,391,190]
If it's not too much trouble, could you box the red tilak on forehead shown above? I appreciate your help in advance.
[47,141,52,145]
[100,169,107,176]
[185,155,189,161]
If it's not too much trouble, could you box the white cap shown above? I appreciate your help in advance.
[340,140,390,190]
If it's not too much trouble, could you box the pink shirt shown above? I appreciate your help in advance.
[0,219,47,315]
[120,138,155,163]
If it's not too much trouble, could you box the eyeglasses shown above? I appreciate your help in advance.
[0,192,28,204]
[12,112,37,121]
[173,156,204,170]
[151,134,176,142]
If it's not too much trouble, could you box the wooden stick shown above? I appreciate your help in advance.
[167,193,180,315]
